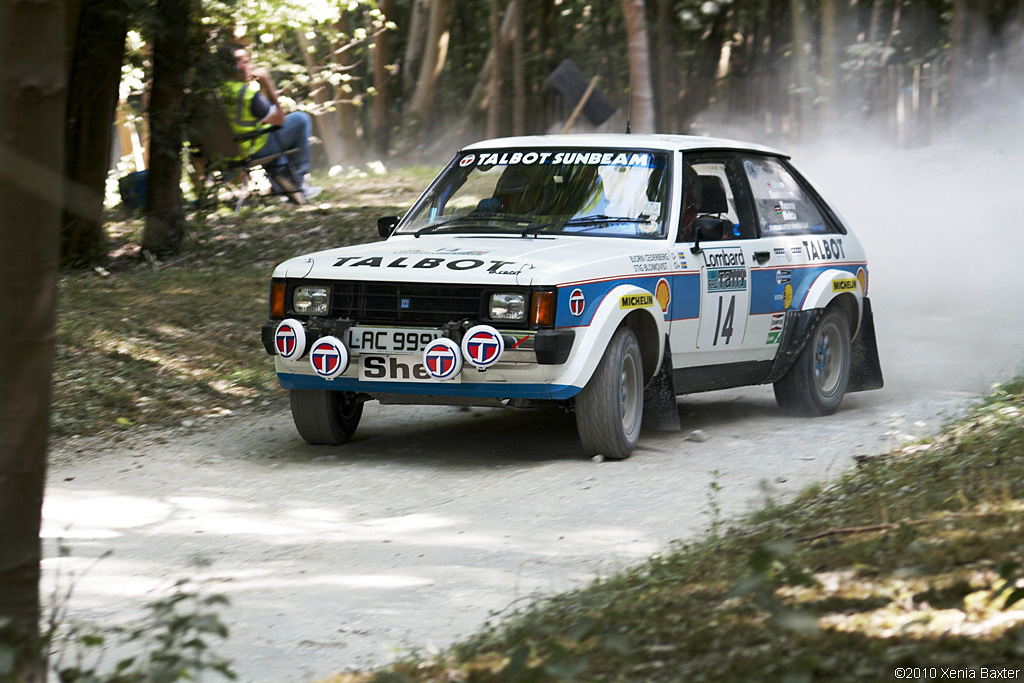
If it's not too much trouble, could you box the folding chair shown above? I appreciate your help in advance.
[190,99,305,210]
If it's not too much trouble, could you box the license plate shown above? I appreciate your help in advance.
[345,327,441,355]
[358,354,459,383]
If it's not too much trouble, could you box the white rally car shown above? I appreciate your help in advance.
[262,134,883,459]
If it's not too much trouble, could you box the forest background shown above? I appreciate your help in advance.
[2,0,1023,678]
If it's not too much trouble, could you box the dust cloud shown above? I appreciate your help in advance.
[695,66,1024,402]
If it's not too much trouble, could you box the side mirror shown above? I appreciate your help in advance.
[688,217,726,254]
[377,216,400,238]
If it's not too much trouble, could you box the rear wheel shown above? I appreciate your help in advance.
[575,327,644,459]
[290,389,363,445]
[773,308,851,416]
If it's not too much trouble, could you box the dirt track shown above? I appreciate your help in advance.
[42,136,1024,682]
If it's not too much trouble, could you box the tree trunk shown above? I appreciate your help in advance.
[0,0,66,678]
[654,0,676,133]
[373,0,394,154]
[408,0,450,128]
[297,31,346,168]
[61,0,128,268]
[486,0,504,138]
[621,0,655,133]
[332,11,363,163]
[402,0,430,100]
[819,0,837,128]
[510,0,525,135]
[141,0,191,257]
[789,0,813,138]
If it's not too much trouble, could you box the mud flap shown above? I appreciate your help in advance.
[848,297,884,392]
[642,339,681,431]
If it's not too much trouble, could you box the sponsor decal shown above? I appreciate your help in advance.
[569,288,586,317]
[707,268,747,292]
[775,269,791,285]
[857,267,868,294]
[772,247,791,262]
[655,278,671,313]
[274,319,306,360]
[400,298,411,309]
[802,237,846,261]
[309,336,349,379]
[744,160,759,179]
[393,247,492,256]
[462,325,505,369]
[422,338,463,380]
[459,153,476,167]
[773,201,798,221]
[630,251,670,273]
[832,277,858,293]
[465,150,655,168]
[783,283,794,310]
[620,292,654,309]
[361,355,435,381]
[702,247,745,268]
[333,254,523,274]
[767,312,786,344]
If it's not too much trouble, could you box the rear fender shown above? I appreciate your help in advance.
[800,268,863,335]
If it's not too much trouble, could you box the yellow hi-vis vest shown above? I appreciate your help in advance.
[220,80,270,159]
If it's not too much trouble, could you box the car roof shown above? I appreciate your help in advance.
[462,133,787,157]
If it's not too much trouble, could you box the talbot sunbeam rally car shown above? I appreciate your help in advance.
[262,134,883,459]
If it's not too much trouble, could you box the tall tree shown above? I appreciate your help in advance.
[621,0,655,133]
[141,0,192,256]
[62,0,129,268]
[372,0,395,154]
[408,0,450,131]
[486,0,504,138]
[0,0,66,678]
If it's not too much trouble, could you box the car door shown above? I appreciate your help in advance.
[670,153,766,368]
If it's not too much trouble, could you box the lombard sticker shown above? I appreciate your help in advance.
[702,247,745,268]
[832,277,858,293]
[707,268,747,292]
[620,292,654,309]
[767,313,785,345]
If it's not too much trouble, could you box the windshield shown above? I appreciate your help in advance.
[396,148,671,238]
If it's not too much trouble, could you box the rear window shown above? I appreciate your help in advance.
[742,156,838,237]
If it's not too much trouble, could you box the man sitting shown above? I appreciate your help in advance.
[221,43,321,202]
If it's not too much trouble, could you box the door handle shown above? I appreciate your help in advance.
[754,251,770,264]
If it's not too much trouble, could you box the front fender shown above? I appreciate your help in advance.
[557,283,667,393]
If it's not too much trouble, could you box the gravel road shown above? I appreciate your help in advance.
[42,134,1024,682]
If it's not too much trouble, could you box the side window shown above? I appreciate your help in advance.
[741,156,839,236]
[678,155,756,242]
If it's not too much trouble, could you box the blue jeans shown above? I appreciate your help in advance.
[257,111,312,179]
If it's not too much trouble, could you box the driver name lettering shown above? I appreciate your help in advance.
[468,151,652,168]
[630,252,670,273]
[333,255,517,273]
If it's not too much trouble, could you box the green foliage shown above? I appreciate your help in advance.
[52,580,235,683]
[329,375,1024,682]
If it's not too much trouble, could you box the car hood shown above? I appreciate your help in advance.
[273,234,654,286]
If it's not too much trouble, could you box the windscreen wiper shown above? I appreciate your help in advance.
[413,214,533,237]
[520,215,651,237]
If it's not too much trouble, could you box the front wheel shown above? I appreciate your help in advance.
[290,389,364,445]
[575,327,644,460]
[773,308,851,416]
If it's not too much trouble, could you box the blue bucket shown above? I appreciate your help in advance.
[118,170,148,210]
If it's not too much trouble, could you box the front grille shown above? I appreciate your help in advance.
[324,281,518,327]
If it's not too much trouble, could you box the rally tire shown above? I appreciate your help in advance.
[773,308,851,416]
[290,389,363,445]
[575,327,644,460]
